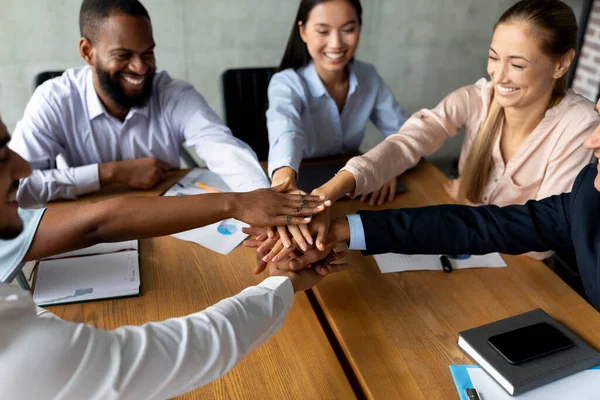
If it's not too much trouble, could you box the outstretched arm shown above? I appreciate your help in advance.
[0,264,340,399]
[25,180,330,261]
[331,193,574,257]
[285,193,574,273]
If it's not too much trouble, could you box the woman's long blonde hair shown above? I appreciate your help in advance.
[458,0,577,203]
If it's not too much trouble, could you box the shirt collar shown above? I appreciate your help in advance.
[347,62,359,96]
[85,68,150,121]
[86,69,105,120]
[301,61,359,98]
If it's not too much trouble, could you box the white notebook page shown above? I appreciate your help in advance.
[374,253,507,273]
[468,367,600,399]
[34,251,139,306]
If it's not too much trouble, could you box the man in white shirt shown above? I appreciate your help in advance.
[10,0,270,207]
[0,116,345,399]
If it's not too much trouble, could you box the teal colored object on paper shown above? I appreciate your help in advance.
[217,220,238,235]
[450,365,480,400]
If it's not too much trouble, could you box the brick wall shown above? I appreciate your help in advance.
[573,0,600,101]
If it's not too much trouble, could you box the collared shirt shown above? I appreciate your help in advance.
[266,60,408,178]
[343,78,599,205]
[0,276,293,399]
[10,67,269,206]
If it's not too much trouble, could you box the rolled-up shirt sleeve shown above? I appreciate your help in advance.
[266,74,306,179]
[342,83,477,197]
[347,214,367,251]
[0,276,294,399]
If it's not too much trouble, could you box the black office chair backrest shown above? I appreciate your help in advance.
[221,67,277,162]
[34,71,65,90]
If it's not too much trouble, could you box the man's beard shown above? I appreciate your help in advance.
[96,63,155,111]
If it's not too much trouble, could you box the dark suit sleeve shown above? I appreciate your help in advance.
[358,192,574,257]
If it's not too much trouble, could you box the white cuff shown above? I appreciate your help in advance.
[74,164,101,196]
[257,276,294,309]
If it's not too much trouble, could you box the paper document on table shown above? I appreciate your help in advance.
[171,219,249,255]
[374,253,506,273]
[34,251,140,306]
[163,168,230,196]
[468,366,600,400]
[164,169,248,255]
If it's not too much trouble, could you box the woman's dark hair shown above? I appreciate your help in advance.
[277,0,362,72]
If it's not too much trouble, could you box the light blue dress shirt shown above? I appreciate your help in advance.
[347,214,366,251]
[266,60,408,178]
[0,208,46,282]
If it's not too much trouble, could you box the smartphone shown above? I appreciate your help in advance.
[488,322,573,365]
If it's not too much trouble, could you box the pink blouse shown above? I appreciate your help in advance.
[343,78,599,207]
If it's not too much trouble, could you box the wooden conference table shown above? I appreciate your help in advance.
[43,162,600,399]
[44,171,354,400]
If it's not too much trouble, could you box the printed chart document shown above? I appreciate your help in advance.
[374,253,507,274]
[163,169,249,255]
[33,242,140,306]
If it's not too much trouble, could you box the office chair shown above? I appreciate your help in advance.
[34,71,64,91]
[221,67,277,162]
[33,70,199,168]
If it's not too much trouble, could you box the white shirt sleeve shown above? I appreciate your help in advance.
[0,276,294,400]
[10,88,101,207]
[15,165,100,207]
[169,86,270,192]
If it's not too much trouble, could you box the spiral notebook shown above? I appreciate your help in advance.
[33,241,140,306]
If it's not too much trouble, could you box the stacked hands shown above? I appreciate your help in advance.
[242,184,353,287]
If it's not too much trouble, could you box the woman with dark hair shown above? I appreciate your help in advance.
[267,0,409,208]
[256,0,600,264]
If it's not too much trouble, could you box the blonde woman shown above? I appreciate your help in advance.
[257,0,600,264]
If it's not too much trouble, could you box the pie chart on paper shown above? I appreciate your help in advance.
[217,220,238,236]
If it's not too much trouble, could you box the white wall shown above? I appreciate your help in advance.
[1,0,585,163]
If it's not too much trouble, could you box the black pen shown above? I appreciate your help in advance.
[465,387,480,400]
[439,255,453,273]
